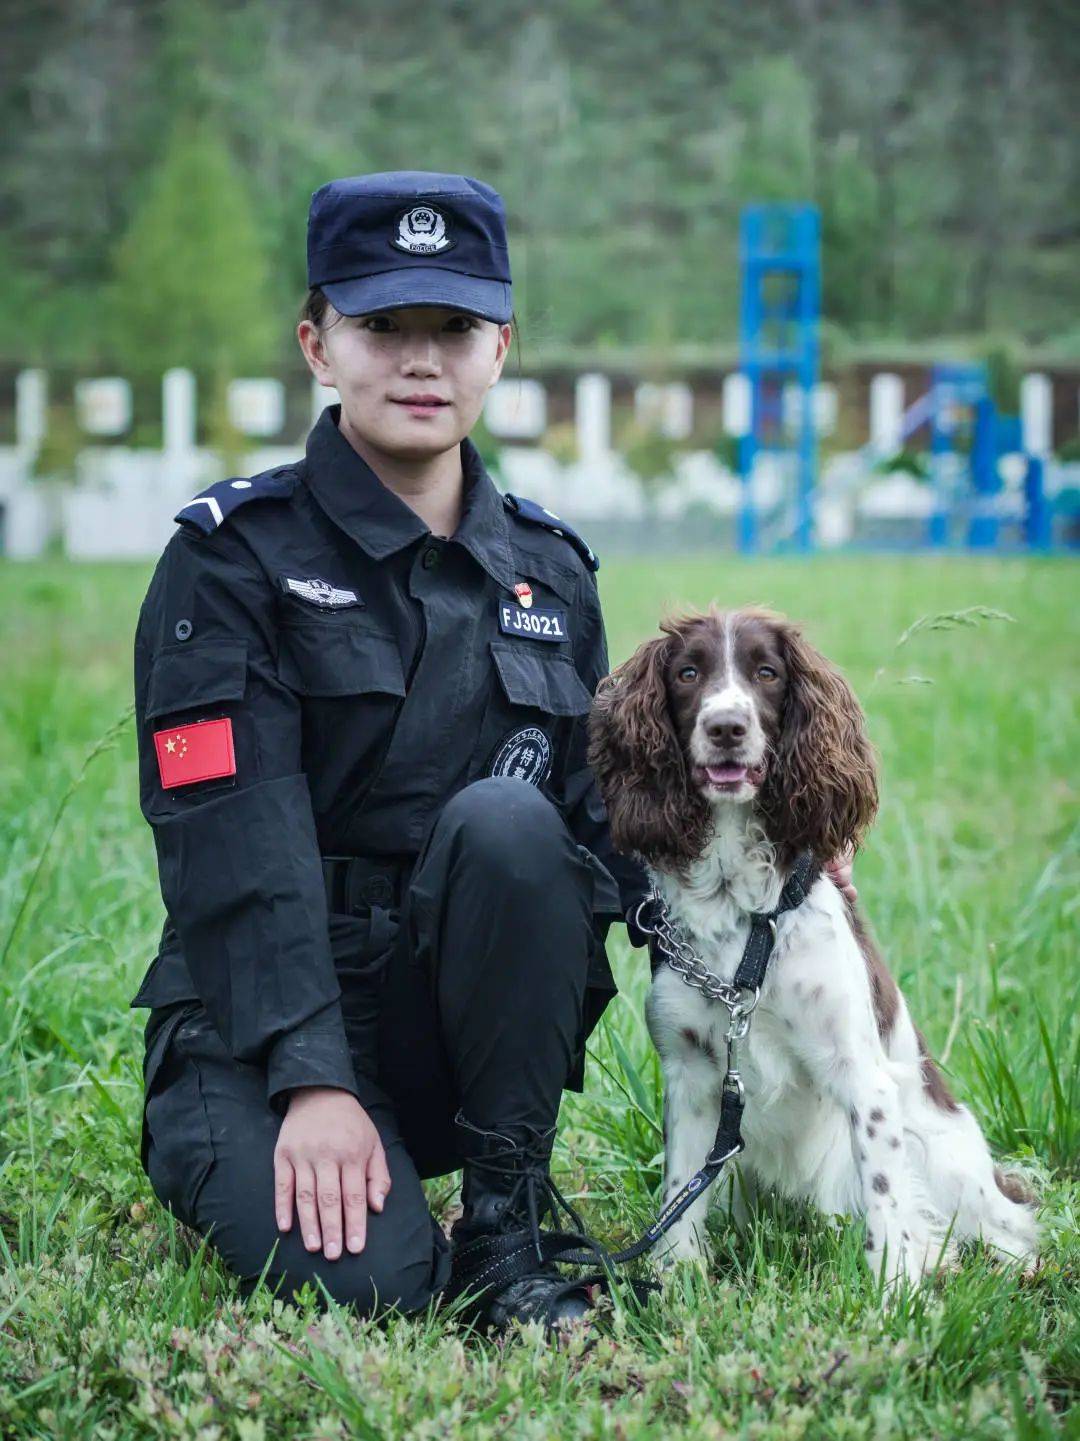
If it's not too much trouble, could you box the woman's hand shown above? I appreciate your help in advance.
[274,1087,391,1259]
[825,843,857,903]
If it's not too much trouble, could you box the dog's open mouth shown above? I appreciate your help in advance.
[693,762,767,793]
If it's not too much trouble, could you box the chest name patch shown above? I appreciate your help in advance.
[281,576,363,609]
[498,602,567,642]
[488,726,552,787]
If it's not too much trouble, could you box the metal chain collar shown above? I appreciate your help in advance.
[631,888,768,1103]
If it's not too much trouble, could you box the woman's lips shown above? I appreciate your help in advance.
[392,396,450,416]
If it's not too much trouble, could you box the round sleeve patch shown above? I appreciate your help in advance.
[487,726,552,786]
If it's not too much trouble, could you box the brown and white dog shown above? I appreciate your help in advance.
[588,605,1038,1287]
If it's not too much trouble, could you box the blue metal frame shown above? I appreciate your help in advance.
[738,204,821,553]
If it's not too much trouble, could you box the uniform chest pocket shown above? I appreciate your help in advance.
[277,620,406,699]
[490,640,593,717]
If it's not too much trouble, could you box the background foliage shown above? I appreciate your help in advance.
[2,0,1079,374]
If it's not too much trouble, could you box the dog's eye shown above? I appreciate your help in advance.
[756,665,778,682]
[677,665,698,682]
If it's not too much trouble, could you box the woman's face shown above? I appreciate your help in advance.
[299,304,511,462]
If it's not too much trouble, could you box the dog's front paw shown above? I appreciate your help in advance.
[869,1219,958,1303]
[656,1226,710,1273]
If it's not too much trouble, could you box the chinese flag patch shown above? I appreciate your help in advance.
[153,717,236,789]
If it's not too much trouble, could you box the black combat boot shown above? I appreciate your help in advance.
[444,1111,602,1335]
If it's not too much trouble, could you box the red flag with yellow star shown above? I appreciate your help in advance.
[153,718,236,789]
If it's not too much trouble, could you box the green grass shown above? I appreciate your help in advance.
[0,555,1077,1438]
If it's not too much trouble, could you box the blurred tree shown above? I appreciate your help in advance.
[820,140,880,333]
[108,118,276,379]
[1,0,1078,362]
[728,57,815,203]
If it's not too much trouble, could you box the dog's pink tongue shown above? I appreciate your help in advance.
[706,764,747,784]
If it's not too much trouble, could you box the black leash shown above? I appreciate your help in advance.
[448,853,820,1307]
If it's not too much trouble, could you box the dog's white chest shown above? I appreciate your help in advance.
[645,889,853,1195]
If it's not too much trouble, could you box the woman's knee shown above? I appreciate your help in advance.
[223,1209,445,1318]
[439,776,571,879]
[256,1242,440,1318]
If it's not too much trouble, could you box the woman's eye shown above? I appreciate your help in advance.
[445,315,477,332]
[362,316,395,331]
[756,665,778,682]
[678,666,698,682]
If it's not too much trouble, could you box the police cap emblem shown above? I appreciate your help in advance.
[488,726,552,787]
[392,205,454,256]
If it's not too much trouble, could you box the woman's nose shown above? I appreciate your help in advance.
[400,338,441,376]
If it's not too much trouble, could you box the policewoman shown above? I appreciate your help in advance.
[131,171,654,1333]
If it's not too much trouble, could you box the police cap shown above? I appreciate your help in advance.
[306,170,513,324]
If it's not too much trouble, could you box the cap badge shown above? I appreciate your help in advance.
[393,206,452,256]
[513,581,533,609]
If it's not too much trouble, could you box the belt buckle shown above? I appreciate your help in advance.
[343,857,402,914]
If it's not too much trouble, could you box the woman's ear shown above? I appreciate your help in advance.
[587,633,711,875]
[297,318,333,385]
[760,622,879,866]
[489,321,512,386]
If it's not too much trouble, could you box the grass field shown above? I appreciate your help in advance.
[0,554,1076,1439]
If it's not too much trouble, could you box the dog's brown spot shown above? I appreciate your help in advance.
[864,1233,875,1251]
[889,1136,901,1150]
[848,905,900,1041]
[870,1108,885,1123]
[993,1166,1036,1206]
[867,1125,877,1139]
[872,1174,889,1194]
[914,1026,960,1112]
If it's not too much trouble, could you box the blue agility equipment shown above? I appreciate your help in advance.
[924,364,1054,552]
[733,203,1070,554]
[737,204,821,554]
[848,360,1064,554]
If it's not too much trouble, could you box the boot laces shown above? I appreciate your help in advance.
[454,1109,604,1268]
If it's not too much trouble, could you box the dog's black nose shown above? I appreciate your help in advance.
[705,714,748,748]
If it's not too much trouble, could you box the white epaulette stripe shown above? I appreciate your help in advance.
[180,495,224,527]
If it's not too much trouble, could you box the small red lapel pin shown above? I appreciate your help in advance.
[514,581,533,609]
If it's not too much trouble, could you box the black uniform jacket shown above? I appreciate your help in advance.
[131,404,650,1115]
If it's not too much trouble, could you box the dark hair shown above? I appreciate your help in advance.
[298,287,343,331]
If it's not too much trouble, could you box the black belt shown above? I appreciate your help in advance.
[321,854,409,914]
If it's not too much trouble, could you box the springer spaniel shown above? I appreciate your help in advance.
[588,605,1038,1288]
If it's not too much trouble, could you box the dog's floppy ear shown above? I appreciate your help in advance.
[760,621,879,866]
[587,633,711,875]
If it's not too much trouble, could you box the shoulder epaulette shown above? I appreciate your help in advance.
[174,466,298,535]
[502,492,599,572]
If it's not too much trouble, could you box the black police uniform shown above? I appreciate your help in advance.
[131,402,651,1316]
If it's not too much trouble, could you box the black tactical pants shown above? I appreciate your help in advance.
[140,777,612,1318]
